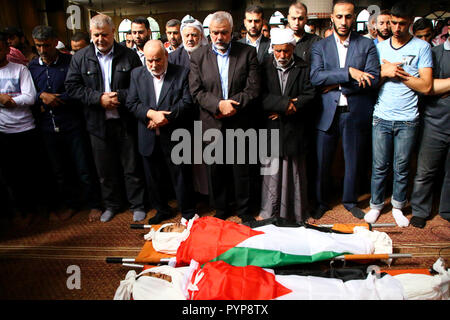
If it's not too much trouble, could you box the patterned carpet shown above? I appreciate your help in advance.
[0,194,448,300]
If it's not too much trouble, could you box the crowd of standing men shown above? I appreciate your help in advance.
[0,0,448,230]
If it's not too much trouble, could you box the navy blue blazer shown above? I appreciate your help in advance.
[168,46,190,69]
[126,63,193,157]
[310,32,380,132]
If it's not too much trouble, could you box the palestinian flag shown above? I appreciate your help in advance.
[188,260,405,300]
[175,216,386,268]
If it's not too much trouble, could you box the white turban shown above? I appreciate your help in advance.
[270,27,297,48]
[181,19,208,46]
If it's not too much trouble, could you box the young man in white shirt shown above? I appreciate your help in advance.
[0,33,48,223]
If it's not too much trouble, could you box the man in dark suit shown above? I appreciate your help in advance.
[189,11,261,222]
[65,14,147,223]
[237,5,270,64]
[309,0,380,220]
[127,40,196,224]
[169,19,208,67]
[169,19,210,199]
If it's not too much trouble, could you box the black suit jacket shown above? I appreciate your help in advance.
[189,42,261,133]
[126,63,193,157]
[294,32,322,63]
[65,42,142,139]
[261,55,316,156]
[237,35,271,64]
[168,46,190,68]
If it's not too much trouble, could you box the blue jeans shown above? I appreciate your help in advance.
[370,116,419,210]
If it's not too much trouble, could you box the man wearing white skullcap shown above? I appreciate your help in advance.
[169,18,208,67]
[168,18,210,199]
[257,27,316,223]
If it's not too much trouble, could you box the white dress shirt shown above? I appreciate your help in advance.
[96,46,120,120]
[333,32,350,107]
[148,68,167,136]
[133,45,146,66]
[246,34,263,53]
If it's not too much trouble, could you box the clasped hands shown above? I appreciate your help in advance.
[268,98,298,121]
[100,92,120,110]
[0,94,17,108]
[215,99,240,119]
[146,109,171,130]
[320,67,375,94]
[40,92,66,108]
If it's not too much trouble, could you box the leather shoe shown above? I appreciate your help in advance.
[239,214,256,223]
[349,207,365,220]
[410,216,426,229]
[148,211,170,225]
[214,211,230,220]
[310,206,329,219]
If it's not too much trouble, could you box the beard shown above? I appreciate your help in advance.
[136,37,150,49]
[377,29,392,40]
[247,28,262,38]
[332,22,351,38]
[184,41,201,53]
[275,56,293,69]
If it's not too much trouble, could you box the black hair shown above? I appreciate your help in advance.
[71,31,90,43]
[32,25,57,40]
[332,0,355,9]
[245,5,264,19]
[166,19,181,28]
[391,1,414,19]
[413,18,433,33]
[132,17,150,29]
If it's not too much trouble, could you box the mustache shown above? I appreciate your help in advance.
[214,40,229,46]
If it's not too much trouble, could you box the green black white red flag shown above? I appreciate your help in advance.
[173,216,392,268]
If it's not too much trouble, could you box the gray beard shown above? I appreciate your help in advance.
[184,43,201,53]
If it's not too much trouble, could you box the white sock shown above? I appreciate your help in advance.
[100,210,115,223]
[133,210,146,222]
[364,208,381,224]
[392,208,409,227]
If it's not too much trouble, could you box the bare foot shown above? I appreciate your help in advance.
[255,215,265,221]
[88,209,102,222]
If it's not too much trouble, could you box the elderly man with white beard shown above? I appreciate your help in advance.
[256,28,315,223]
[126,40,197,224]
[168,19,208,68]
[168,19,210,199]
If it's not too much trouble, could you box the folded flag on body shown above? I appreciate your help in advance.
[145,215,392,268]
[114,258,450,300]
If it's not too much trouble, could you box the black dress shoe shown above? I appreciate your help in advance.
[310,206,328,219]
[410,216,426,229]
[148,211,170,224]
[349,207,365,220]
[214,212,230,220]
[239,214,256,223]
